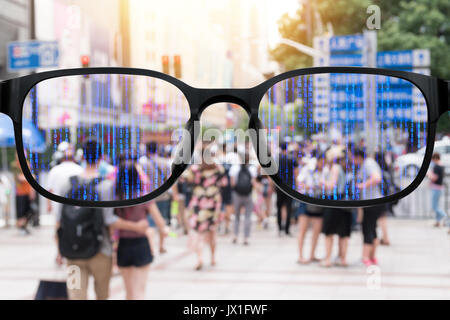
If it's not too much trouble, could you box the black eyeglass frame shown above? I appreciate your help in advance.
[0,66,448,208]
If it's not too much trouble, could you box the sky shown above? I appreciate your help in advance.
[266,0,300,47]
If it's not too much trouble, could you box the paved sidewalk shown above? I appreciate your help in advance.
[0,217,449,300]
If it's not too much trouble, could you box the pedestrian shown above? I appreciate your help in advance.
[139,141,172,253]
[276,142,299,236]
[221,143,241,234]
[254,169,270,230]
[375,151,392,245]
[174,181,189,235]
[353,148,384,267]
[56,138,149,300]
[185,150,226,270]
[320,147,352,267]
[46,142,83,215]
[296,154,326,264]
[427,153,448,227]
[0,173,12,227]
[230,151,257,245]
[10,152,35,235]
[114,159,167,300]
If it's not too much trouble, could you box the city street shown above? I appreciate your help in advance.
[1,216,449,300]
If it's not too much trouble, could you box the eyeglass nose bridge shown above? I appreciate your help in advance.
[194,88,253,115]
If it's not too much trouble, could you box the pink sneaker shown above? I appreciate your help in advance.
[371,258,378,265]
[362,259,373,267]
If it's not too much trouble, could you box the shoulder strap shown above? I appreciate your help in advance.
[69,176,79,187]
[240,164,249,173]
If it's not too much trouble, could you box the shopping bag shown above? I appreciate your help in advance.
[35,280,68,300]
[34,265,68,300]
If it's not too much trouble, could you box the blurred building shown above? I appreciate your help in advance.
[30,0,125,145]
[123,0,271,132]
[35,0,122,69]
[5,0,274,146]
[124,0,234,133]
[0,0,31,80]
[220,0,271,88]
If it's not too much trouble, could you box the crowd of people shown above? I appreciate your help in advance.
[4,134,450,300]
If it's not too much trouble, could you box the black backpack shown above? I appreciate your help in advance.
[234,165,253,196]
[57,176,104,260]
[380,170,400,207]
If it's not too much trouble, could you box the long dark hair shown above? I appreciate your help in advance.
[115,160,142,201]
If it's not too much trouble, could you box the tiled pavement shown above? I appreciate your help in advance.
[0,216,449,300]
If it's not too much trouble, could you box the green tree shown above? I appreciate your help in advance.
[376,0,450,132]
[270,0,372,70]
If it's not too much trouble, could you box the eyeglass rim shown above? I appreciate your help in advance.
[2,66,447,207]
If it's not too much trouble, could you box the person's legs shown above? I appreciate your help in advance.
[338,237,349,266]
[88,253,113,300]
[132,265,150,300]
[119,267,135,300]
[225,204,233,234]
[362,207,380,265]
[159,230,166,254]
[265,189,273,220]
[276,190,283,233]
[29,197,39,227]
[281,205,287,233]
[15,195,30,232]
[178,195,188,235]
[233,193,243,242]
[321,235,333,267]
[310,217,323,261]
[205,230,217,265]
[378,215,390,245]
[253,196,265,224]
[297,215,309,263]
[431,189,447,225]
[285,198,292,235]
[156,200,170,253]
[362,243,372,263]
[66,260,89,300]
[194,232,205,270]
[431,188,439,218]
[362,213,373,263]
[243,196,253,243]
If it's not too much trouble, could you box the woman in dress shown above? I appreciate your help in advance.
[184,156,226,270]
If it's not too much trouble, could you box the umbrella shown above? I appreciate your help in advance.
[0,114,46,152]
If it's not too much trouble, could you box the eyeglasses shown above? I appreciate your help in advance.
[0,67,448,208]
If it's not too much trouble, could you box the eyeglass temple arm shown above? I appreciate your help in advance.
[0,79,19,122]
[0,80,10,117]
[437,79,450,118]
[447,81,450,111]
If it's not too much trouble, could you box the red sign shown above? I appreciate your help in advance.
[142,101,167,122]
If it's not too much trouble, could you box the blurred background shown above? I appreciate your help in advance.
[0,0,449,300]
[1,0,450,222]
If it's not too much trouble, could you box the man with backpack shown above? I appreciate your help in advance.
[55,139,149,300]
[276,142,299,237]
[229,150,257,245]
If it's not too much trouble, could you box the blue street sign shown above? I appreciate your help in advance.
[377,50,413,69]
[377,49,430,69]
[376,49,430,123]
[329,34,364,53]
[7,40,59,71]
[328,34,366,123]
[329,54,364,67]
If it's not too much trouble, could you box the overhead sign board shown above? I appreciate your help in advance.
[7,40,59,71]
